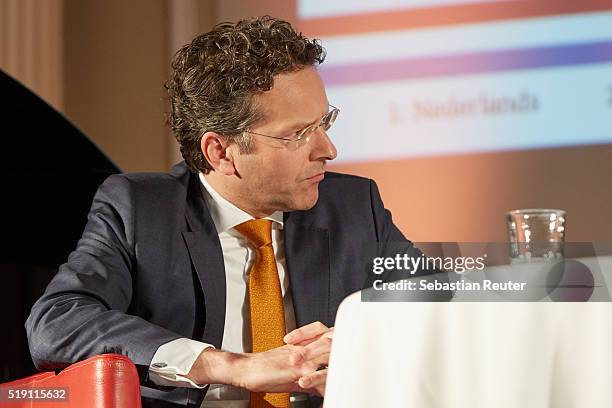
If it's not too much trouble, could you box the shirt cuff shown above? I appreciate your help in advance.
[149,338,215,388]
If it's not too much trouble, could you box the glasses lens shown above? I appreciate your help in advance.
[294,124,315,141]
[322,108,338,130]
[287,106,339,147]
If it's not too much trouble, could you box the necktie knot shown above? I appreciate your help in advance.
[234,219,273,249]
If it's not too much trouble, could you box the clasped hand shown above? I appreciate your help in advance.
[190,321,333,397]
[285,321,333,395]
[238,321,333,396]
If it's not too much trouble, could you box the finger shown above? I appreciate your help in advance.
[298,368,327,390]
[294,338,316,347]
[301,333,333,361]
[284,322,330,344]
[284,322,328,344]
[301,353,330,374]
[294,327,334,347]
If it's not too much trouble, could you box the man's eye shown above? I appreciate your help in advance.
[289,131,304,141]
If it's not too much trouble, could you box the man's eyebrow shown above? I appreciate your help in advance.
[282,119,314,133]
[280,108,329,133]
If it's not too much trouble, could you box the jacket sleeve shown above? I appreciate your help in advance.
[25,174,183,385]
[369,178,409,243]
[368,179,433,279]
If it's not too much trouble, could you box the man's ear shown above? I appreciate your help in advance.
[201,132,236,175]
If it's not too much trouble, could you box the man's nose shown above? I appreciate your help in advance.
[310,128,337,161]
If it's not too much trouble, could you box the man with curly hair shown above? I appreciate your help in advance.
[26,16,422,408]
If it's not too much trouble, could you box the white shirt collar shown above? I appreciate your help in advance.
[198,172,284,234]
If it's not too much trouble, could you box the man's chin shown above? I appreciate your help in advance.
[291,190,320,212]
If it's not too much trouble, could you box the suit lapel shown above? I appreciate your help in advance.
[284,213,331,327]
[182,172,226,348]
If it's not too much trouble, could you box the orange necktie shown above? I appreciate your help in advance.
[234,219,290,408]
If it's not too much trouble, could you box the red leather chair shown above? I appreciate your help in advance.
[0,354,141,407]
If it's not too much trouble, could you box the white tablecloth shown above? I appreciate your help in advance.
[324,258,612,408]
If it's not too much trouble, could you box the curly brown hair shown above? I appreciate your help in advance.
[165,16,326,173]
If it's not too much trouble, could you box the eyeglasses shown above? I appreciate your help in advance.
[244,104,339,149]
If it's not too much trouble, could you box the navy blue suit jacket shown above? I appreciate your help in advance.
[26,162,420,407]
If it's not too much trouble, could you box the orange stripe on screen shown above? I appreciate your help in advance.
[299,0,612,37]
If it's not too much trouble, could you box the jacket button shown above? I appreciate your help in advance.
[152,362,167,368]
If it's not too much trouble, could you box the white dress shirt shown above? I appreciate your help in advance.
[148,172,299,407]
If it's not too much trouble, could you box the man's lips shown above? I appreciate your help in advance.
[306,172,325,182]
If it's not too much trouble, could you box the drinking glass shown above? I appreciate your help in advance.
[507,209,566,263]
